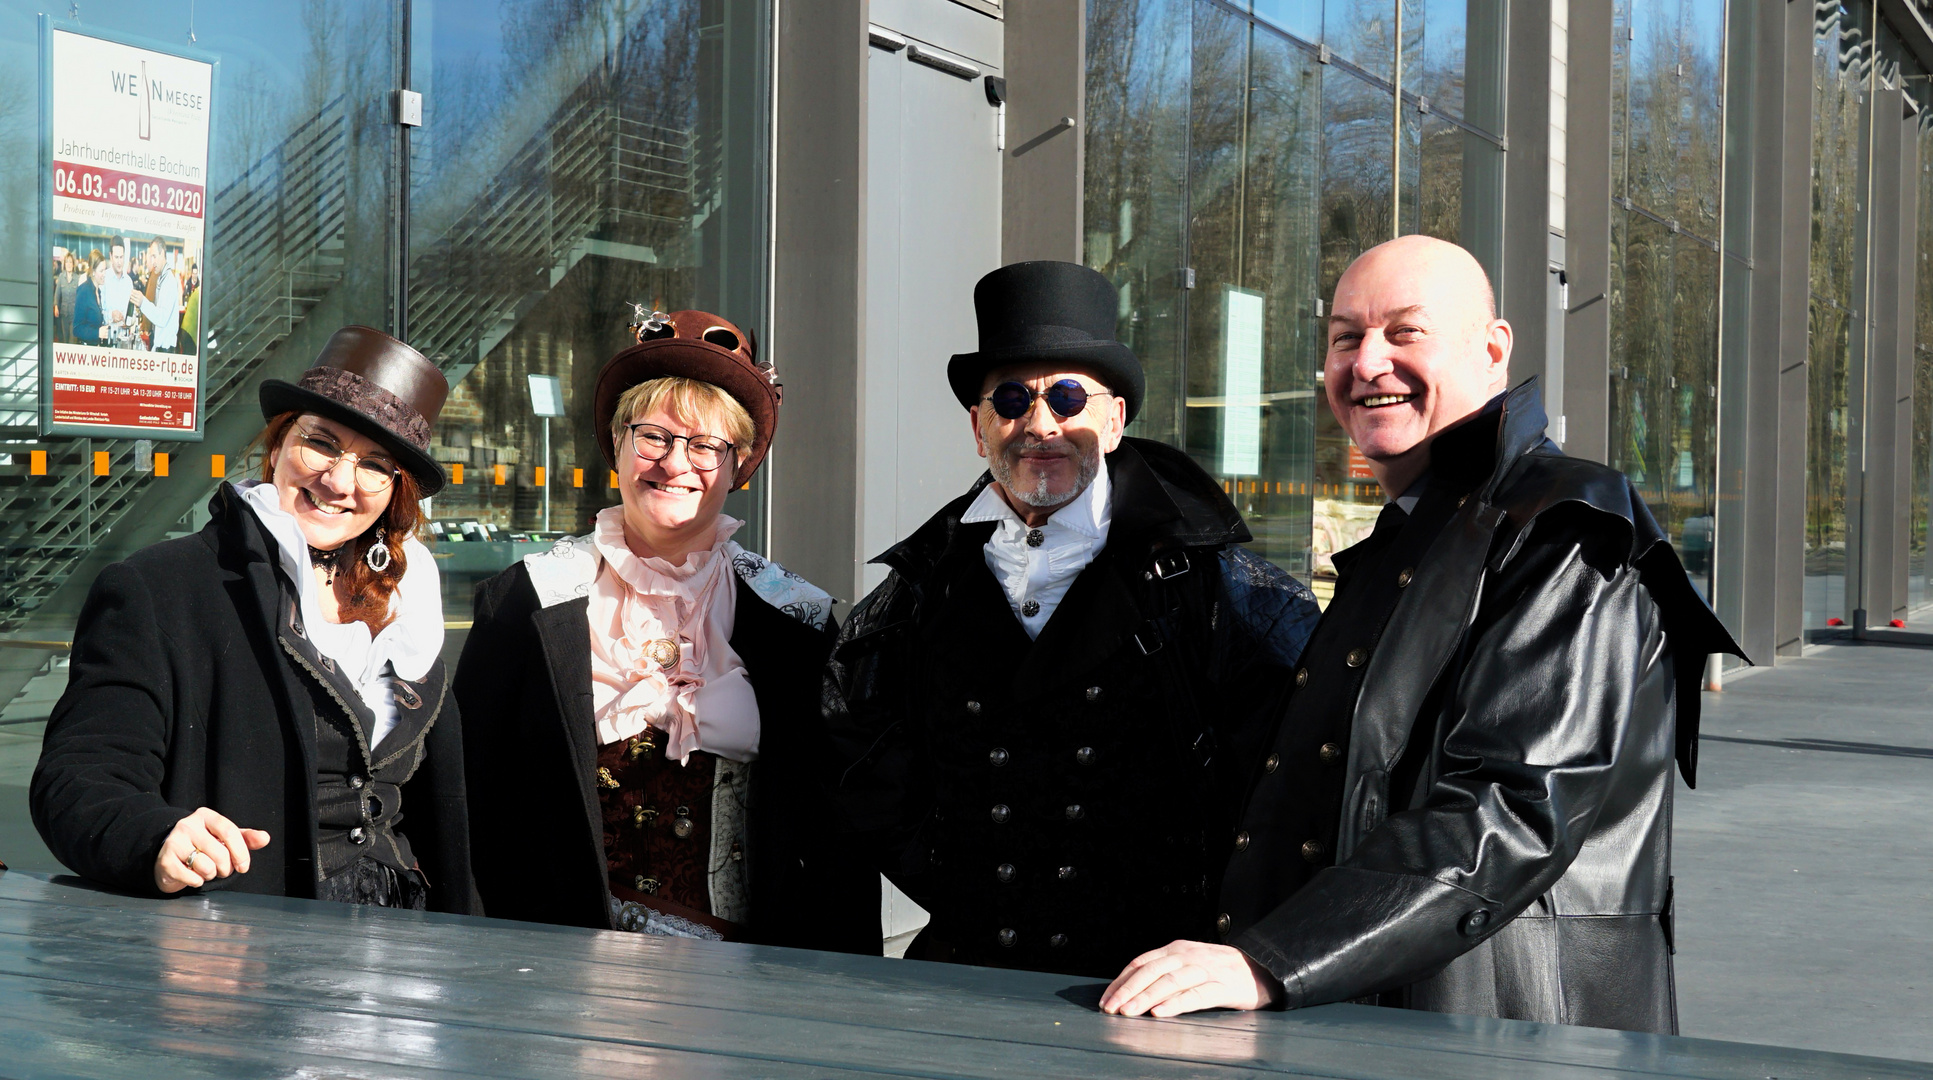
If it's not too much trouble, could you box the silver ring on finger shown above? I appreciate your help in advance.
[185,848,208,871]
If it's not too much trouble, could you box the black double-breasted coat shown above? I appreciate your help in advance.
[1221,382,1743,1033]
[824,438,1322,976]
[30,484,478,912]
[454,540,864,947]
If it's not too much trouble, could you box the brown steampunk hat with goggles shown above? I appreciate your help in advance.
[593,307,781,489]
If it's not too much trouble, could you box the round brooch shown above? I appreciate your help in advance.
[642,638,681,672]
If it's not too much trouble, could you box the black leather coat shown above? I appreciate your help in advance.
[1222,382,1741,1033]
[825,438,1321,975]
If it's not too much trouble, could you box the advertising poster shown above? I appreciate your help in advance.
[40,21,215,439]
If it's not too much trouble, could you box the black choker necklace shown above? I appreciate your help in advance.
[308,545,344,585]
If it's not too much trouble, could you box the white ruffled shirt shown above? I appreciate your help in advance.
[236,480,445,749]
[586,507,760,764]
[962,464,1113,639]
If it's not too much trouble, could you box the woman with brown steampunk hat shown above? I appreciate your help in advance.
[456,308,864,947]
[32,327,478,914]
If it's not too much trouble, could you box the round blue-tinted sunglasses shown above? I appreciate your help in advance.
[982,379,1114,420]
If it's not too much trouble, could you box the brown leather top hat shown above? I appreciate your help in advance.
[593,308,780,490]
[259,326,450,495]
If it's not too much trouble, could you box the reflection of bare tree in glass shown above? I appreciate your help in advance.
[1085,0,1191,444]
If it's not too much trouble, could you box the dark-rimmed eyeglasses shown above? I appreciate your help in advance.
[981,380,1114,421]
[292,428,400,494]
[626,423,735,472]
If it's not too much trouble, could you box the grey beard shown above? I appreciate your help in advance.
[991,443,1102,508]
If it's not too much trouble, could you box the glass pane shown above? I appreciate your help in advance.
[0,0,398,642]
[1912,108,1933,617]
[1253,0,1321,43]
[409,0,772,618]
[1086,0,1193,447]
[1668,236,1718,600]
[1311,70,1393,598]
[1413,0,1464,119]
[1803,1,1867,630]
[1185,7,1322,576]
[1609,213,1668,518]
[1625,0,1724,239]
[1327,0,1396,81]
[1806,299,1851,628]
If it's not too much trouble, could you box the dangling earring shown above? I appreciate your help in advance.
[364,526,392,573]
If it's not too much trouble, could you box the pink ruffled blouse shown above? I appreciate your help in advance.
[587,506,760,763]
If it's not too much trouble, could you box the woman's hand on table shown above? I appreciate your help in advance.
[1099,940,1282,1018]
[154,808,271,894]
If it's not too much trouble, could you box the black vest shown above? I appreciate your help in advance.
[909,526,1227,977]
[277,589,445,888]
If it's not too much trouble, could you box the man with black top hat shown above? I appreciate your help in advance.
[1100,236,1742,1032]
[824,261,1322,976]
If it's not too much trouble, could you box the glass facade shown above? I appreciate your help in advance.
[1606,0,1726,600]
[1914,78,1933,616]
[1084,0,1502,601]
[0,0,771,636]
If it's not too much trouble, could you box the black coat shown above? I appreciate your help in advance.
[1223,382,1742,1032]
[30,484,478,912]
[454,543,858,947]
[825,438,1322,975]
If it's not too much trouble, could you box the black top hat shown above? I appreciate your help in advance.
[259,326,450,495]
[947,261,1144,422]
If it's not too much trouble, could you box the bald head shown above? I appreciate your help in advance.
[1323,235,1512,496]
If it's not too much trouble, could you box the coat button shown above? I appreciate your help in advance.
[1085,686,1103,702]
[1345,648,1368,667]
[348,827,367,845]
[996,863,1016,883]
[1301,839,1325,862]
[965,700,981,715]
[1263,753,1280,774]
[1065,803,1085,821]
[1233,831,1250,852]
[1021,599,1041,617]
[1057,865,1077,881]
[1319,742,1343,764]
[1049,933,1069,948]
[348,775,366,790]
[1295,668,1308,687]
[1215,913,1232,936]
[1075,746,1095,765]
[989,747,1010,767]
[997,928,1018,947]
[1397,567,1414,587]
[1460,909,1494,938]
[990,804,1011,824]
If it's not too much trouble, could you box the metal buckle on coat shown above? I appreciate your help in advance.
[1149,550,1192,580]
[1133,622,1164,656]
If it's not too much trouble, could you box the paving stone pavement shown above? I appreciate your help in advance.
[0,644,1926,1061]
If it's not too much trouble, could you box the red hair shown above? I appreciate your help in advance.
[255,411,421,632]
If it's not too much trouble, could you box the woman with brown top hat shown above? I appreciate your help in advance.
[31,327,478,913]
[456,309,867,947]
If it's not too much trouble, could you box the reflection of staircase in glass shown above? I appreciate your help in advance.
[0,87,695,638]
[0,96,351,635]
[409,95,695,376]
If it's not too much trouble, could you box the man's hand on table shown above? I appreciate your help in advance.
[1100,940,1283,1017]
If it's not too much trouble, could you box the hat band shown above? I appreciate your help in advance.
[295,366,432,450]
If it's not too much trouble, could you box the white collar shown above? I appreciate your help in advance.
[961,459,1112,539]
[236,480,443,683]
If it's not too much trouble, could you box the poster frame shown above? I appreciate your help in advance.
[38,14,220,442]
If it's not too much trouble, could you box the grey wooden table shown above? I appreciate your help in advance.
[0,870,1921,1079]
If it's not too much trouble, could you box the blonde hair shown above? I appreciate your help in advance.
[611,377,755,468]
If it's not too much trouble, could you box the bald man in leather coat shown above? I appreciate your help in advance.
[1102,236,1743,1034]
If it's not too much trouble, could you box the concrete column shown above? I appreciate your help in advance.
[1890,105,1921,622]
[1562,0,1612,463]
[1861,83,1905,629]
[1767,0,1814,658]
[1500,0,1564,423]
[1001,2,1083,264]
[767,0,869,600]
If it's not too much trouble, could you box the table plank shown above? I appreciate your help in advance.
[0,871,1922,1080]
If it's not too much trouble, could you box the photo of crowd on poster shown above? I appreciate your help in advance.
[48,233,200,355]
